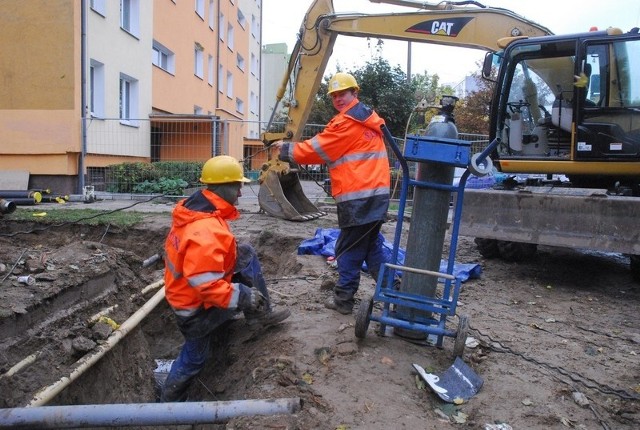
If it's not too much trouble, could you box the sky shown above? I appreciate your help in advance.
[262,0,640,86]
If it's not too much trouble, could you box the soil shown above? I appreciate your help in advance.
[0,189,639,430]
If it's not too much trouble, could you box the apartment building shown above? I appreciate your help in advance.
[0,0,263,194]
[261,43,289,125]
[0,1,84,193]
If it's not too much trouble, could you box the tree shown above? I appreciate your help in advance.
[306,80,333,126]
[410,72,455,134]
[352,58,417,137]
[306,57,418,137]
[454,67,496,135]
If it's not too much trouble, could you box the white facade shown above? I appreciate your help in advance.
[260,43,289,125]
[86,0,153,157]
[451,75,481,100]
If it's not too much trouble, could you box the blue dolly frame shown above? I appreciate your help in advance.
[354,125,499,357]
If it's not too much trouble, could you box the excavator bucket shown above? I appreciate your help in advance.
[258,158,326,221]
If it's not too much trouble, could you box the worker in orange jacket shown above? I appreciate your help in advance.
[161,155,290,402]
[274,72,391,315]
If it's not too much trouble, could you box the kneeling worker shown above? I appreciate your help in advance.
[161,155,290,402]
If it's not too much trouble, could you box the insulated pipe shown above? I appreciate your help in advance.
[0,398,302,428]
[5,198,39,206]
[28,285,166,407]
[0,191,42,202]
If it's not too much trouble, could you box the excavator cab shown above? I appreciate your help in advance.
[488,28,640,191]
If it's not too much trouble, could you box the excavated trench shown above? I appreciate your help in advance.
[0,219,312,428]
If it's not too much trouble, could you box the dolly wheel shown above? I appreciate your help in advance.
[355,295,374,339]
[453,314,470,358]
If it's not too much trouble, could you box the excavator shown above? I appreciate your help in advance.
[258,0,640,276]
[258,0,553,221]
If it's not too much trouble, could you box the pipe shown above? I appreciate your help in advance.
[4,198,38,206]
[28,285,166,407]
[79,0,87,193]
[0,353,40,380]
[39,195,69,204]
[88,279,164,324]
[141,253,162,268]
[0,398,302,428]
[138,279,164,296]
[0,189,50,194]
[0,199,16,214]
[0,192,42,204]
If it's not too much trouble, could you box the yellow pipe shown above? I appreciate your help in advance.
[28,282,166,407]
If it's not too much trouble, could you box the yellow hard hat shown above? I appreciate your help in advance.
[200,155,251,184]
[327,72,359,95]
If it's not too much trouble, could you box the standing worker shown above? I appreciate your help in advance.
[161,155,291,402]
[273,72,391,315]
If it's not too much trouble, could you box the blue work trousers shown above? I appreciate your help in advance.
[334,221,386,306]
[160,243,269,402]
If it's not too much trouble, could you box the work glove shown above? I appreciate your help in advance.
[236,283,266,312]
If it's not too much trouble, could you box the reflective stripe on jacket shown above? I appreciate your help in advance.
[164,189,242,313]
[281,98,390,227]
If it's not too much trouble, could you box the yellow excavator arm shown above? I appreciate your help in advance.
[262,0,552,144]
[258,0,553,221]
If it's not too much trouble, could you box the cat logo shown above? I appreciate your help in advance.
[406,17,474,37]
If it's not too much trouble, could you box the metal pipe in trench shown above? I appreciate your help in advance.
[0,398,302,428]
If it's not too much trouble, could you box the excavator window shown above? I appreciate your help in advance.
[578,39,640,159]
[496,35,640,161]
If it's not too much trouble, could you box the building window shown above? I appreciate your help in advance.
[236,98,244,114]
[218,64,224,92]
[119,73,138,124]
[237,9,246,29]
[195,0,205,19]
[208,0,215,29]
[250,53,258,76]
[90,0,106,16]
[226,71,233,98]
[120,0,139,36]
[208,55,214,85]
[219,13,225,41]
[250,91,257,114]
[89,59,105,117]
[194,43,204,79]
[227,23,234,50]
[251,14,258,39]
[152,41,175,74]
[236,53,245,72]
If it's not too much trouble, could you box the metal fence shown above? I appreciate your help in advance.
[82,117,488,197]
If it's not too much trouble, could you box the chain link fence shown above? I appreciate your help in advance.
[83,116,487,198]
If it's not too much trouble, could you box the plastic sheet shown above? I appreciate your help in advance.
[298,228,482,282]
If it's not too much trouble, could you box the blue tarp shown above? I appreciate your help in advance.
[298,228,481,282]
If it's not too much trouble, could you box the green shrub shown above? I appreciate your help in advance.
[133,177,189,195]
[153,161,204,186]
[106,161,204,193]
[106,162,159,193]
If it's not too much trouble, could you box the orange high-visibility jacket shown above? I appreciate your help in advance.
[164,189,242,314]
[281,98,390,227]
